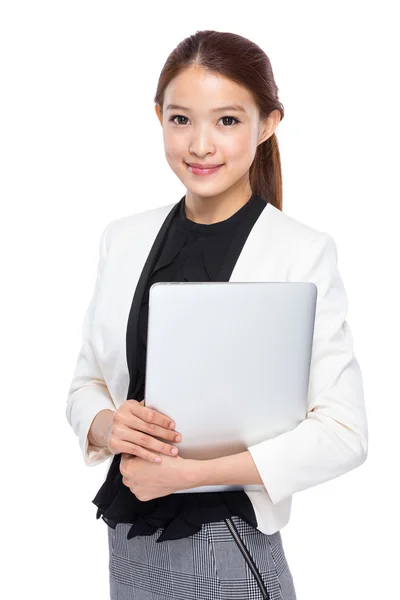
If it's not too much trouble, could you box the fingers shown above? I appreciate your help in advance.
[129,416,181,444]
[126,400,181,445]
[108,399,182,462]
[128,398,176,431]
[118,439,163,463]
[108,425,179,460]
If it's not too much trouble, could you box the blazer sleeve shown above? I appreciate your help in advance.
[65,221,117,467]
[247,232,368,505]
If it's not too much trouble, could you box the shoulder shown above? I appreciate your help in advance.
[267,202,328,246]
[100,202,177,255]
[265,204,340,279]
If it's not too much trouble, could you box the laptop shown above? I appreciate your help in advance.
[144,281,317,494]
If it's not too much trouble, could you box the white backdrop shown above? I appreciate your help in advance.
[1,1,398,599]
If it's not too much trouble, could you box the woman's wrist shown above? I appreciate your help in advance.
[88,409,115,448]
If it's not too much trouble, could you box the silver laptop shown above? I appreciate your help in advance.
[144,281,317,494]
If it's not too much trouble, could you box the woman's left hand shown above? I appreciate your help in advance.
[120,452,198,501]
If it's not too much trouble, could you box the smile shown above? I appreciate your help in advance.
[186,164,224,176]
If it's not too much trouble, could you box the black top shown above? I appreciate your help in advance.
[92,192,268,542]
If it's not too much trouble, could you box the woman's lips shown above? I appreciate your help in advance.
[186,163,224,176]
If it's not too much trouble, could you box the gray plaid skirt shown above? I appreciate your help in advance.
[107,515,297,599]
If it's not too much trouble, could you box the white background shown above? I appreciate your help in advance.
[1,1,398,599]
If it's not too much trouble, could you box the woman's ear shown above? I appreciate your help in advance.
[155,104,163,126]
[258,109,281,145]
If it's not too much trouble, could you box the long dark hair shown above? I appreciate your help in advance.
[154,30,285,210]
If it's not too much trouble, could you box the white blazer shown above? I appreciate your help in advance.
[66,200,368,535]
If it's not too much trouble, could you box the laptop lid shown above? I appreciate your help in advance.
[144,281,317,493]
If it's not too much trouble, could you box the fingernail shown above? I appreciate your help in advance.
[171,447,178,455]
[169,421,175,429]
[175,434,181,442]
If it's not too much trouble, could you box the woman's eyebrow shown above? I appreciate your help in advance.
[165,103,247,113]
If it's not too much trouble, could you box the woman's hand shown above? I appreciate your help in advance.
[119,452,198,501]
[106,399,182,462]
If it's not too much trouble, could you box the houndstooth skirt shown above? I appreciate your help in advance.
[107,515,297,599]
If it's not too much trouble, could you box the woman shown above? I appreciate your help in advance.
[66,30,368,600]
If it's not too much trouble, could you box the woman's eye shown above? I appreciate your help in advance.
[220,116,239,126]
[170,115,189,125]
[169,115,240,127]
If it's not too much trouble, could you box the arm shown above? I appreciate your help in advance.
[189,450,263,487]
[188,233,368,497]
[65,222,117,466]
[88,408,115,449]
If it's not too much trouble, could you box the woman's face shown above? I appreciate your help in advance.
[155,65,278,200]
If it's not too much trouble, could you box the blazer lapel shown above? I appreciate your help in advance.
[228,202,274,282]
[125,201,180,399]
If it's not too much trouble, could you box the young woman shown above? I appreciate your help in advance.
[66,29,368,600]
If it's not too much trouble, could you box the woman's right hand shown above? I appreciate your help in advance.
[105,399,182,463]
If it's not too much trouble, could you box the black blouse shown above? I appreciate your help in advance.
[92,192,268,543]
